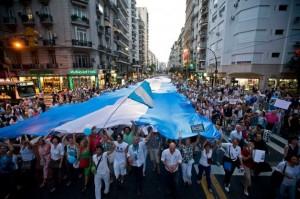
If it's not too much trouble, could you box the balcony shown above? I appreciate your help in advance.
[98,44,106,51]
[73,62,93,68]
[38,13,53,26]
[19,0,31,5]
[3,17,17,26]
[43,39,56,46]
[71,0,88,6]
[39,0,50,5]
[46,63,58,68]
[71,15,89,26]
[72,39,92,47]
[20,14,35,26]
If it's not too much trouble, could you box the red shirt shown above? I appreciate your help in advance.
[242,148,254,168]
[266,113,279,124]
[89,134,102,153]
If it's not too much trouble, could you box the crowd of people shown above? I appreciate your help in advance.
[0,77,300,199]
[0,82,136,128]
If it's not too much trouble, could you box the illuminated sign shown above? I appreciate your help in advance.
[68,69,97,76]
[17,82,34,86]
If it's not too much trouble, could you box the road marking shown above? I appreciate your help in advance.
[211,175,227,199]
[200,178,214,199]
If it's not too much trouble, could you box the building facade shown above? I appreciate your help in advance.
[137,7,149,67]
[0,0,146,92]
[206,0,300,89]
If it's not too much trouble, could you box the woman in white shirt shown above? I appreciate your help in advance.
[276,154,300,199]
[220,138,243,192]
[197,141,213,192]
[49,136,64,192]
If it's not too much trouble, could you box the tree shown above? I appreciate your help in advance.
[285,52,300,92]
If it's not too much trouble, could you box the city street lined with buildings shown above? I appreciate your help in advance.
[0,1,300,199]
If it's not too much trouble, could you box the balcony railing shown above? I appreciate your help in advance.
[20,14,35,25]
[71,15,89,25]
[73,62,93,68]
[72,39,92,47]
[43,39,56,46]
[71,0,89,6]
[46,63,58,68]
[39,0,50,5]
[39,13,53,25]
[3,17,17,25]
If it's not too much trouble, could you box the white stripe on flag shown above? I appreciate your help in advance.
[134,86,154,107]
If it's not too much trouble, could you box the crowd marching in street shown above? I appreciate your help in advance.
[0,77,299,199]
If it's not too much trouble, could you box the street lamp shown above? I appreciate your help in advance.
[197,47,218,88]
[12,40,24,50]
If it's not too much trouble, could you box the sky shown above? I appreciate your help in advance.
[136,0,186,63]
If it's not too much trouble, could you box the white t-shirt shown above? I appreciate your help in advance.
[161,148,182,172]
[276,161,300,186]
[93,152,109,175]
[221,143,242,161]
[114,141,128,163]
[127,141,146,167]
[50,143,64,160]
[199,149,213,167]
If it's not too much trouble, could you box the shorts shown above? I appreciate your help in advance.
[149,148,160,164]
[113,161,126,178]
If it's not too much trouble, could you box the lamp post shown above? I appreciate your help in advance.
[197,47,218,88]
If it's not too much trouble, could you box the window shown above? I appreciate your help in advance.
[31,51,39,64]
[73,54,91,68]
[212,14,217,22]
[24,7,33,20]
[278,5,288,11]
[275,29,284,35]
[75,27,88,41]
[73,6,87,18]
[271,53,280,58]
[7,8,15,17]
[41,5,50,14]
[48,50,56,64]
[47,30,54,40]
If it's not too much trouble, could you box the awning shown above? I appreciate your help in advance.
[228,72,262,79]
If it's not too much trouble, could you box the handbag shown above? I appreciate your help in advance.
[271,163,287,187]
[91,155,102,175]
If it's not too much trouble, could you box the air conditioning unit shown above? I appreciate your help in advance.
[234,3,238,8]
[231,16,235,20]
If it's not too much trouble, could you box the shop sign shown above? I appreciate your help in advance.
[29,70,54,75]
[68,69,97,76]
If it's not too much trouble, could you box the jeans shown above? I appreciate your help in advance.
[198,164,212,189]
[278,184,296,199]
[223,161,237,187]
[132,165,144,193]
[181,161,193,183]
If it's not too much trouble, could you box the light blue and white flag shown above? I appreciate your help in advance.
[128,81,154,108]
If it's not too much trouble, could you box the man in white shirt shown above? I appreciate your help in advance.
[230,125,243,142]
[113,134,128,184]
[220,139,243,192]
[127,136,146,196]
[93,144,113,199]
[161,142,182,198]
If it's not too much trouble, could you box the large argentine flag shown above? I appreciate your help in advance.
[128,81,153,108]
[0,76,221,140]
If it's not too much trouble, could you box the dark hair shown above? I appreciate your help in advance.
[286,154,298,162]
[51,135,61,143]
[288,136,299,144]
[117,133,123,140]
[96,144,104,151]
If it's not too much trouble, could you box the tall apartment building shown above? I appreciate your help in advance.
[168,41,181,68]
[197,0,209,69]
[148,50,159,70]
[0,0,134,92]
[183,0,194,66]
[128,0,139,65]
[206,0,300,89]
[137,7,149,67]
[138,15,145,71]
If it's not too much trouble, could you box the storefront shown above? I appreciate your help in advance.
[67,69,98,90]
[268,78,298,91]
